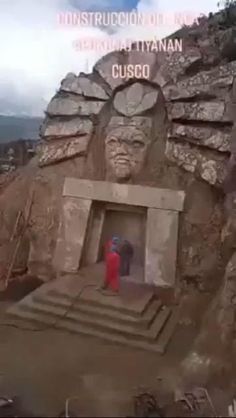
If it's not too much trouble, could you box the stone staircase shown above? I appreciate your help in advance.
[4,267,179,354]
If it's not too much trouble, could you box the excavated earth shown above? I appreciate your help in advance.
[0,300,229,418]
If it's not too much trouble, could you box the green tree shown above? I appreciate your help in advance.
[217,0,236,7]
[217,0,236,27]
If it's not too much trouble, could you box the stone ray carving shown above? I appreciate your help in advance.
[47,94,105,117]
[94,51,125,90]
[167,101,232,123]
[126,50,157,81]
[168,123,231,152]
[152,48,202,85]
[38,136,90,166]
[113,83,159,116]
[166,138,227,186]
[41,117,93,139]
[164,78,232,102]
[61,73,109,100]
[163,61,236,102]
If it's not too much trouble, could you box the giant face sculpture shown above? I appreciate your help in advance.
[105,117,152,182]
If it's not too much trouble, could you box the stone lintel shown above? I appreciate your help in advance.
[106,203,145,214]
[63,178,185,212]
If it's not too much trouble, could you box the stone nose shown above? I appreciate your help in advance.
[116,139,128,152]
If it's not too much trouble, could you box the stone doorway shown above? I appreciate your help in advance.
[98,204,146,283]
[54,178,185,288]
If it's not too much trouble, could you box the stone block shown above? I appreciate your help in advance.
[41,117,93,139]
[113,83,159,116]
[145,208,179,287]
[63,178,185,212]
[61,73,109,100]
[167,101,231,122]
[163,61,236,101]
[84,206,105,265]
[226,102,236,122]
[165,139,227,186]
[126,50,157,81]
[54,197,92,272]
[168,123,230,152]
[38,135,90,166]
[47,95,105,116]
[153,48,202,85]
[94,51,125,90]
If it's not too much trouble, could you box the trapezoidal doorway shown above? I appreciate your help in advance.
[54,178,185,288]
[98,204,146,283]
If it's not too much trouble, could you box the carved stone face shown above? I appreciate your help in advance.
[105,124,151,181]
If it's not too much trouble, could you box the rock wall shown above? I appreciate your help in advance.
[1,12,236,290]
[0,160,38,276]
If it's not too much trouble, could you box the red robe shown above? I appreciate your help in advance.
[104,240,112,261]
[105,251,120,291]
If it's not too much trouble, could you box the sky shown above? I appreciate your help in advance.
[0,0,220,117]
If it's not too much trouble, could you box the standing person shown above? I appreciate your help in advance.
[104,236,119,261]
[104,238,112,262]
[119,239,134,276]
[102,237,121,292]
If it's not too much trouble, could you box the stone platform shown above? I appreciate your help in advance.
[4,263,179,354]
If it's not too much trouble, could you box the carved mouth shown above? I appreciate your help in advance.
[114,157,129,165]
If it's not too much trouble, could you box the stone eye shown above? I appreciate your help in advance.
[133,140,144,148]
[107,137,117,145]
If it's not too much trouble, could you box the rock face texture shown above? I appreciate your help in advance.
[38,34,235,189]
[1,8,236,302]
[113,83,159,116]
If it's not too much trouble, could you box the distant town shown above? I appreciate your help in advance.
[0,139,37,174]
[0,115,41,173]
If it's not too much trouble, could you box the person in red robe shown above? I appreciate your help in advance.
[105,247,120,292]
[104,239,112,261]
[102,237,120,292]
[104,236,119,261]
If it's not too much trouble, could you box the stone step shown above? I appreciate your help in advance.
[56,318,170,354]
[7,307,56,326]
[5,308,172,354]
[16,301,171,342]
[48,287,154,317]
[32,293,162,329]
[154,310,179,354]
